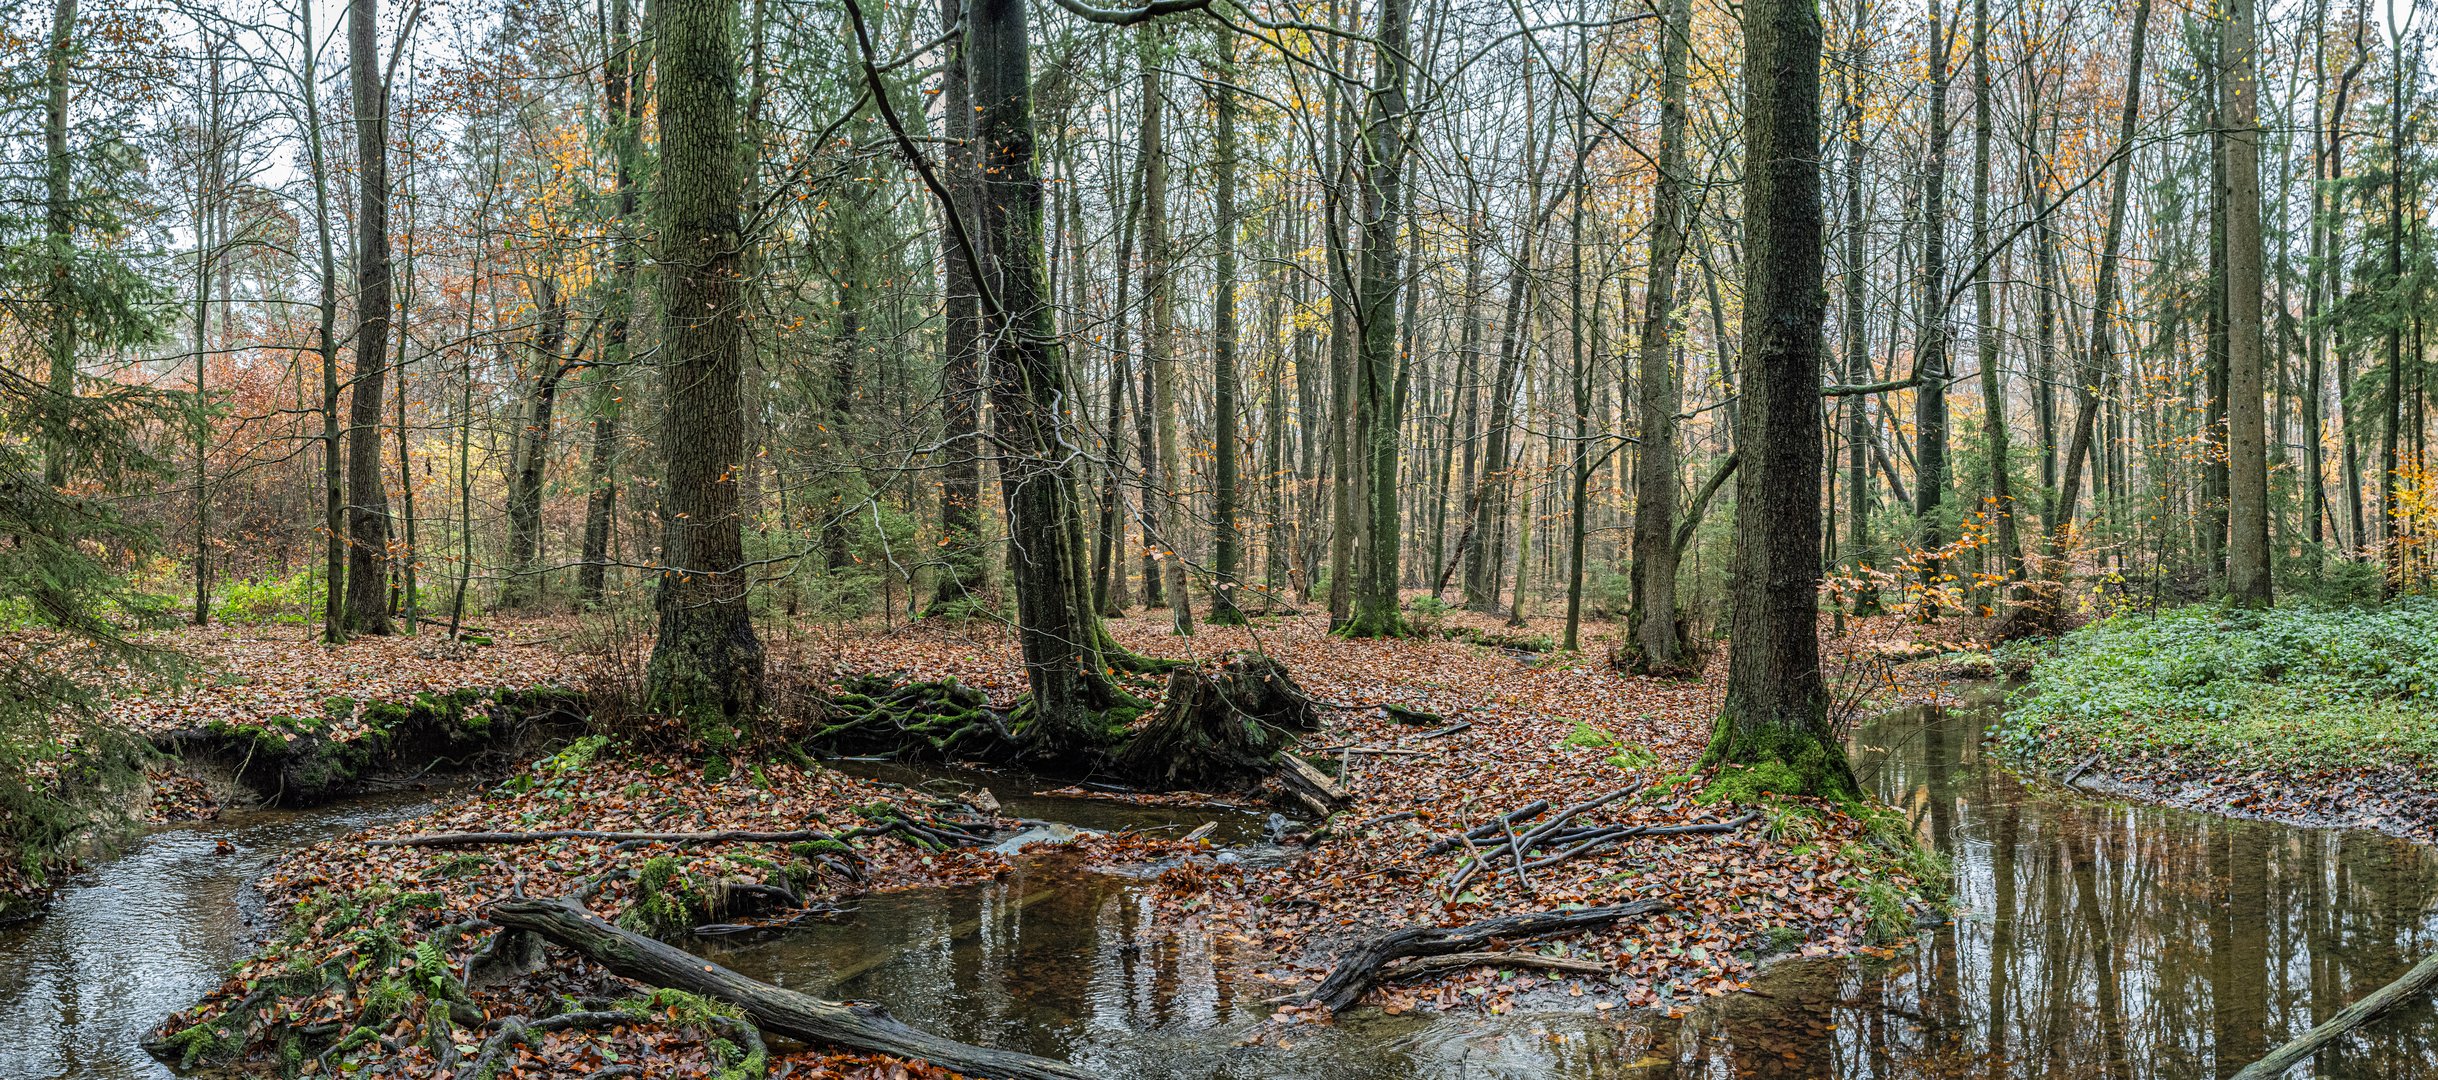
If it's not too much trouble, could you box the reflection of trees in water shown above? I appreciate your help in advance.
[1677,704,2438,1079]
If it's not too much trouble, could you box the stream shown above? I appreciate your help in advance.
[6,700,2438,1077]
[0,790,441,1080]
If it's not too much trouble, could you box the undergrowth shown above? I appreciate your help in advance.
[1999,598,2438,780]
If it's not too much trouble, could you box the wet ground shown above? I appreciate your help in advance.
[9,701,2438,1078]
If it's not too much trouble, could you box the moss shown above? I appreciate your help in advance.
[621,855,704,936]
[1699,718,1861,803]
[1557,721,1619,750]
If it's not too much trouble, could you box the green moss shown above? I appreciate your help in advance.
[1557,721,1619,749]
[621,856,704,936]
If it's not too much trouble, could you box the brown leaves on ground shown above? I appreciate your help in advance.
[110,621,582,746]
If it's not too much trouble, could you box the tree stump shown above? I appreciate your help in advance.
[1110,652,1316,791]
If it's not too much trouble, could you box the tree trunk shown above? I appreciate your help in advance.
[1626,0,1693,673]
[580,0,643,607]
[1136,26,1193,636]
[1912,0,1951,602]
[1706,0,1860,800]
[929,0,988,616]
[2222,0,2271,605]
[1207,29,1245,625]
[1969,0,2017,592]
[488,898,1089,1080]
[41,0,75,489]
[970,0,1126,756]
[1841,0,1877,614]
[344,0,395,636]
[1343,0,1413,638]
[2053,0,2151,542]
[501,278,569,609]
[644,0,766,730]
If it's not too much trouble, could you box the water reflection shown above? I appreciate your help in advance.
[1679,702,2438,1079]
[0,791,437,1080]
[731,703,2438,1079]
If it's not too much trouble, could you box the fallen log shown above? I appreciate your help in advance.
[1381,702,1446,726]
[1302,900,1666,1011]
[488,897,1088,1080]
[2230,951,2438,1080]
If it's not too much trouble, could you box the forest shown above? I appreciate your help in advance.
[1,0,2436,1073]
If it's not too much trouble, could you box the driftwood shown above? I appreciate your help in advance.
[2231,951,2438,1080]
[1302,901,1666,1011]
[489,897,1088,1080]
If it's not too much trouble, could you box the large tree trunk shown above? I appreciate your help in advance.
[1343,0,1413,638]
[643,0,765,729]
[1625,0,1693,673]
[344,0,394,636]
[1706,0,1859,800]
[970,0,1125,755]
[2222,0,2271,605]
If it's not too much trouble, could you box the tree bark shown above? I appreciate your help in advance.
[344,0,395,636]
[1207,28,1245,625]
[1343,0,1413,638]
[2053,0,2152,542]
[929,0,988,615]
[1707,0,1859,799]
[1912,0,1951,593]
[643,0,766,729]
[970,0,1126,755]
[1626,0,1693,672]
[580,0,644,607]
[2222,0,2271,604]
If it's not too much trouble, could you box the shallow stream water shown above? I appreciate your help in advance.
[7,701,2438,1078]
[0,790,439,1080]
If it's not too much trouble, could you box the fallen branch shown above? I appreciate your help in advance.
[1302,900,1666,1011]
[489,897,1089,1080]
[1424,800,1552,855]
[1416,721,1474,739]
[371,827,853,848]
[1381,950,1611,981]
[2231,952,2438,1080]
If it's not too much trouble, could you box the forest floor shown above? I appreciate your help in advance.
[49,604,1994,1077]
[1995,598,2438,843]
